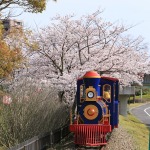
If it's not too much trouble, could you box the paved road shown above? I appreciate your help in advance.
[131,103,150,127]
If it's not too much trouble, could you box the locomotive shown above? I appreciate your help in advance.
[70,71,119,147]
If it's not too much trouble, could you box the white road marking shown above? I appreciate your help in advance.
[144,107,150,117]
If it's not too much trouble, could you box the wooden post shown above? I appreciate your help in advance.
[36,139,39,150]
[50,131,53,148]
[133,95,135,103]
[60,127,63,144]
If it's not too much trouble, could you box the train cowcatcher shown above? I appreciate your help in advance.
[70,71,119,147]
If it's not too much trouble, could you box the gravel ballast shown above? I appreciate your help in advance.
[103,125,138,150]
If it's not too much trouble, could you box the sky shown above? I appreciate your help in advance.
[16,0,150,46]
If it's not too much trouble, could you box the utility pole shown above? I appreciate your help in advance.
[140,87,143,102]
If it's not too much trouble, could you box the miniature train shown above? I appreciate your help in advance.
[70,71,119,147]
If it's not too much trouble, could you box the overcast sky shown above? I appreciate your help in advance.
[17,0,150,46]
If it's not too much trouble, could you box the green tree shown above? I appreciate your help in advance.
[0,0,48,13]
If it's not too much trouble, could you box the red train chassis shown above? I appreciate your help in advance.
[70,124,111,147]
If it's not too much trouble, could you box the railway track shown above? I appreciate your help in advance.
[53,133,104,150]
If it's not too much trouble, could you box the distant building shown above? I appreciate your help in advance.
[143,74,150,87]
[1,19,23,32]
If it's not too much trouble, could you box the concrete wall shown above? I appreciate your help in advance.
[119,95,129,116]
[119,86,135,116]
[119,86,135,95]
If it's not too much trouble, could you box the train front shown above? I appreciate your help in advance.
[70,71,111,147]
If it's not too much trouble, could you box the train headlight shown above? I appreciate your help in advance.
[87,91,94,98]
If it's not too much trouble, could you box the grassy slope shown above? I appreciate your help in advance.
[135,92,150,102]
[119,103,149,150]
[136,94,150,100]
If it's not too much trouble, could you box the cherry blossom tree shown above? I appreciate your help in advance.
[28,10,150,103]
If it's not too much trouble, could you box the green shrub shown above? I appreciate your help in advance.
[135,90,141,96]
[135,88,150,96]
[143,88,150,95]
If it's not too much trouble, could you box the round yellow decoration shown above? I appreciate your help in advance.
[84,105,98,120]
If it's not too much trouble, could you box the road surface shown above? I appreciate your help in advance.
[131,103,150,127]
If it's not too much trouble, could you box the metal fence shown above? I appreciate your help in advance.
[8,124,70,150]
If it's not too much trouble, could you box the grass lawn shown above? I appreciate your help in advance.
[120,104,149,150]
[128,103,144,109]
[135,92,150,103]
[136,94,150,100]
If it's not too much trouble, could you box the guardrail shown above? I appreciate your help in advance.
[8,124,70,150]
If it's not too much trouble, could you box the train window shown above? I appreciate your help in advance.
[80,85,85,103]
[103,84,111,102]
[114,84,116,98]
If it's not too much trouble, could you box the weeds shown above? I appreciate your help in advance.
[0,80,69,148]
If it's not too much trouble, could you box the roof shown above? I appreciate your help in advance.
[101,76,119,82]
[83,71,101,78]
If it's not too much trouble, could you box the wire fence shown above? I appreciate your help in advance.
[8,124,70,150]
